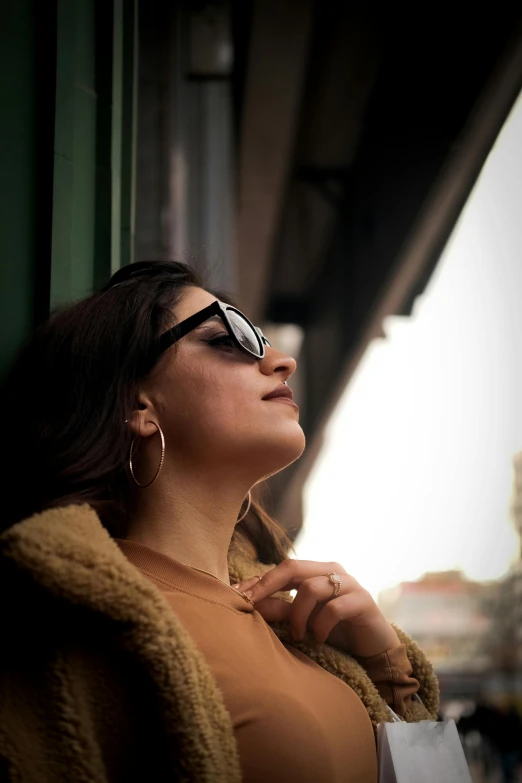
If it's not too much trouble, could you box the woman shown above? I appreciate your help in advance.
[0,261,439,782]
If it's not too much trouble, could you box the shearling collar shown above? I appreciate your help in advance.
[0,504,243,783]
[0,504,173,624]
[0,504,439,727]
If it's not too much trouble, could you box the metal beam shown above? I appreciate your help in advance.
[276,23,522,534]
[235,0,313,319]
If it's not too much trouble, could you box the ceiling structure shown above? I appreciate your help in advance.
[234,2,522,535]
[136,1,522,538]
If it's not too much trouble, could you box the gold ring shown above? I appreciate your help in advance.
[327,572,341,599]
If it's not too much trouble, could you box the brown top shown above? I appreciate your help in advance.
[117,539,420,783]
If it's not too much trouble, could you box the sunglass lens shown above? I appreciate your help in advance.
[227,310,263,356]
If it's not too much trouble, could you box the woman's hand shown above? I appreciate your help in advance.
[234,559,400,658]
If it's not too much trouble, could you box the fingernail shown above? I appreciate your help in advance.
[231,584,240,589]
[244,589,254,600]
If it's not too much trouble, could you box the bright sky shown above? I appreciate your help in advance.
[294,91,522,601]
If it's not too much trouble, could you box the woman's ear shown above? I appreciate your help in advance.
[126,393,159,438]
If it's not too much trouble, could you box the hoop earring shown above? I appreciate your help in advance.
[237,491,252,523]
[129,422,165,488]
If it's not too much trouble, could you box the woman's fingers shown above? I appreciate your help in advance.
[237,559,348,602]
[232,575,262,592]
[289,576,370,642]
[289,576,339,640]
[311,590,371,645]
[234,563,399,658]
[235,565,363,644]
[253,597,293,623]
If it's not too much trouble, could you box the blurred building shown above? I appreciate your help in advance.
[2,1,522,534]
[379,455,522,709]
[510,451,522,650]
[511,452,522,558]
[480,451,522,707]
[379,571,492,697]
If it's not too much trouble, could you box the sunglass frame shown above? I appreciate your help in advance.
[157,300,269,359]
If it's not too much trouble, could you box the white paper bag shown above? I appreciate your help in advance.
[377,698,473,783]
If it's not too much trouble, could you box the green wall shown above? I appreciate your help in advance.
[0,2,38,378]
[51,0,97,308]
[51,0,138,308]
[0,0,138,377]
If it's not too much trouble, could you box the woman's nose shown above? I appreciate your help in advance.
[259,345,297,382]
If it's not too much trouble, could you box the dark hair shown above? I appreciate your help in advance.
[0,261,294,563]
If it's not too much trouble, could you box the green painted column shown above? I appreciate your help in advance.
[50,0,97,308]
[119,0,138,268]
[0,0,138,379]
[0,2,37,377]
[111,0,123,275]
[51,0,137,305]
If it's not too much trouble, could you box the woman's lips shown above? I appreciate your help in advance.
[264,396,299,409]
[262,383,298,409]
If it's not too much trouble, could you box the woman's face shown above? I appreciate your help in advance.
[139,287,305,482]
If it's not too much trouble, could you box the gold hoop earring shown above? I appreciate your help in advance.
[129,422,165,488]
[237,491,252,523]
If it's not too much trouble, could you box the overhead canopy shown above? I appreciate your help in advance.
[135,1,522,536]
[234,3,522,534]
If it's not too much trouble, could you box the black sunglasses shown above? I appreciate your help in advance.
[158,300,271,359]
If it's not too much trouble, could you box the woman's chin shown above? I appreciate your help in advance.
[209,425,305,478]
[249,428,306,477]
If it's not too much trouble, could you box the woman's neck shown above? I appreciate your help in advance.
[125,470,250,584]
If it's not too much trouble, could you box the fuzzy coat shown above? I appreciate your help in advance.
[0,505,439,782]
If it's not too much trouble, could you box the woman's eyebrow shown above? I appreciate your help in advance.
[193,315,223,332]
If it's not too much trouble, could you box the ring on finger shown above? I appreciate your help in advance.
[327,572,342,599]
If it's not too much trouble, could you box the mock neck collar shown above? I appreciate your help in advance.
[115,538,255,613]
